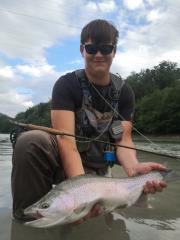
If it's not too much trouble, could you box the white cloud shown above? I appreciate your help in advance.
[98,0,116,13]
[123,0,144,10]
[0,0,118,63]
[0,62,61,117]
[16,64,56,77]
[0,66,14,78]
[146,0,160,6]
[147,9,162,22]
[113,0,180,77]
[1,0,180,117]
[111,47,153,77]
[0,90,33,117]
[86,2,98,12]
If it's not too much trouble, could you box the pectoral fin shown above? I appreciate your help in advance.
[134,193,148,208]
[104,213,114,230]
[73,204,87,214]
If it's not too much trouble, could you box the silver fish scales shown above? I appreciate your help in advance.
[23,170,178,228]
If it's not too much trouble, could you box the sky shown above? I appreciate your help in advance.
[0,0,180,117]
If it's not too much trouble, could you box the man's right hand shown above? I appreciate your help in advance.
[73,203,103,225]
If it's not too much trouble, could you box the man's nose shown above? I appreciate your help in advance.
[94,51,103,57]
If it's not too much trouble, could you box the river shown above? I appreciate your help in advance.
[0,133,180,240]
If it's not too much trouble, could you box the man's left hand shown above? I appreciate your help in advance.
[135,162,167,194]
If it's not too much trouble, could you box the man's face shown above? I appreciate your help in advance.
[80,39,116,76]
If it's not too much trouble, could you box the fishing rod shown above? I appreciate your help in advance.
[10,121,179,160]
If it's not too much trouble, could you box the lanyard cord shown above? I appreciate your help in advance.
[88,77,159,148]
[88,76,180,159]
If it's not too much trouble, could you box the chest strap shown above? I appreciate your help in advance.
[75,69,124,111]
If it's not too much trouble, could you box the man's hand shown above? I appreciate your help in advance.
[73,203,103,225]
[143,180,167,194]
[135,162,168,194]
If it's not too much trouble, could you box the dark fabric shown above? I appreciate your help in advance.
[11,130,63,220]
[51,70,135,121]
[74,70,123,167]
[11,130,108,221]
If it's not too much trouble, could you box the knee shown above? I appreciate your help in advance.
[13,130,53,159]
[12,130,59,169]
[16,130,50,147]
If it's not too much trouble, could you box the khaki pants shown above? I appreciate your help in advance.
[11,130,107,221]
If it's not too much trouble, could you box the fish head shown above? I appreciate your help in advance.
[24,191,75,221]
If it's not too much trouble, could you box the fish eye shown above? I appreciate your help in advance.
[40,202,49,209]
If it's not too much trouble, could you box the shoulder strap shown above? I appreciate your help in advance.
[109,73,124,100]
[75,69,92,106]
[75,70,124,107]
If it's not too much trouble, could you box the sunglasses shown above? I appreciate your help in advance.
[83,43,115,55]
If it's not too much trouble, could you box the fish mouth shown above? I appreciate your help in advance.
[36,210,44,219]
[23,209,44,220]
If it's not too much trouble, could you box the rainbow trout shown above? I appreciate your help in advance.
[24,170,178,228]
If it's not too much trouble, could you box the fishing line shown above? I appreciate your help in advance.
[89,76,155,145]
[88,75,168,153]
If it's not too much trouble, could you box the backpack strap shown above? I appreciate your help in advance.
[109,73,124,101]
[75,69,92,107]
[75,69,124,108]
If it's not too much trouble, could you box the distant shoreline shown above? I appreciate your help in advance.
[1,132,180,144]
[133,134,180,143]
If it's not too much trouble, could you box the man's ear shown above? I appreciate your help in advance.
[80,44,84,57]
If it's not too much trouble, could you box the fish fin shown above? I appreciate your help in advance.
[116,204,128,209]
[73,204,87,214]
[24,216,66,228]
[104,213,113,231]
[161,169,180,182]
[134,193,148,208]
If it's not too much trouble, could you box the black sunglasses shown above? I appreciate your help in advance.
[83,43,115,55]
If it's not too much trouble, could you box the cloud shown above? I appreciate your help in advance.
[0,0,117,63]
[147,9,162,22]
[98,0,116,13]
[0,62,61,117]
[0,90,33,117]
[16,64,56,77]
[112,0,180,77]
[0,66,14,78]
[123,0,144,10]
[0,0,180,117]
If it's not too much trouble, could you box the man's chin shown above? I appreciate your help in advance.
[93,66,107,74]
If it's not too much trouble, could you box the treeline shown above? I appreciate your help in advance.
[0,102,51,133]
[0,60,180,134]
[127,61,180,134]
[15,102,51,127]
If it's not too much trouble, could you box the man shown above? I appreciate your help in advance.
[11,19,167,222]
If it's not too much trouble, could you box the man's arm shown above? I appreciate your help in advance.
[51,109,101,223]
[51,110,85,178]
[116,121,139,176]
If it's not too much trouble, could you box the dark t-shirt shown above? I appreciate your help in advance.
[51,71,135,121]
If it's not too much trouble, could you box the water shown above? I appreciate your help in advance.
[0,134,180,240]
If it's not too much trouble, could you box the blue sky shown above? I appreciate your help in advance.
[0,0,180,117]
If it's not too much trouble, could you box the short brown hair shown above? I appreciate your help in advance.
[81,19,119,46]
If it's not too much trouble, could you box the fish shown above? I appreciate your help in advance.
[23,169,179,228]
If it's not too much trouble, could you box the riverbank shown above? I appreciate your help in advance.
[133,134,180,143]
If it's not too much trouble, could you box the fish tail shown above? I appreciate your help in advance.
[161,169,180,182]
